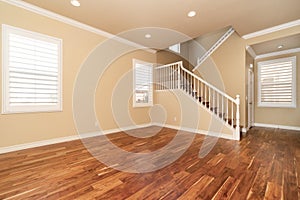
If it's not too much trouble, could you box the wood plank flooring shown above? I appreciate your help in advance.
[0,126,299,199]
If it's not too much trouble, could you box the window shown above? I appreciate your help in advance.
[257,56,296,108]
[2,24,62,113]
[133,59,153,107]
[168,43,180,54]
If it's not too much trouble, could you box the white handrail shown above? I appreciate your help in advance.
[156,61,183,69]
[155,61,240,139]
[179,62,238,104]
[193,27,235,72]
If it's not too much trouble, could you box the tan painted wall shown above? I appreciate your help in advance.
[156,50,193,71]
[0,2,155,147]
[254,52,300,127]
[245,52,255,128]
[155,90,233,136]
[5,1,298,148]
[0,2,104,147]
[96,50,156,130]
[211,33,247,127]
[156,33,247,128]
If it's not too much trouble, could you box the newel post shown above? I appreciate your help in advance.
[235,95,240,140]
[177,62,182,89]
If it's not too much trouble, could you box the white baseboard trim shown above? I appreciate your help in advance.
[0,122,238,154]
[152,122,236,140]
[0,123,151,154]
[254,123,300,131]
[0,135,79,155]
[242,128,247,133]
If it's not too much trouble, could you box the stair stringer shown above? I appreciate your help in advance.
[179,89,237,136]
[154,90,236,140]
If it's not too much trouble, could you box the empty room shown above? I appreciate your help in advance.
[0,0,300,199]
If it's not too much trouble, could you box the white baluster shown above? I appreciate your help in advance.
[173,65,175,89]
[222,95,224,120]
[231,101,234,128]
[159,68,161,90]
[200,82,204,102]
[226,98,228,123]
[212,90,215,112]
[169,65,171,89]
[162,67,164,90]
[178,65,180,89]
[209,87,211,108]
[170,65,172,89]
[166,67,170,89]
[193,76,197,98]
[197,79,199,101]
[205,84,207,103]
[217,92,219,114]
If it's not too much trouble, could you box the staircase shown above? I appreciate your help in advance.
[193,27,235,72]
[155,61,240,140]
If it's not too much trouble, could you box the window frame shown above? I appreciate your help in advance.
[133,59,153,108]
[257,56,296,108]
[2,24,63,114]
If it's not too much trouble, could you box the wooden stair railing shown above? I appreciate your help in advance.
[155,61,240,140]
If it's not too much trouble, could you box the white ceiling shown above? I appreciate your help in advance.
[22,0,300,39]
[251,34,300,55]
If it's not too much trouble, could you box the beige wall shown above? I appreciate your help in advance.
[211,33,247,127]
[0,2,104,147]
[245,52,255,128]
[254,52,300,127]
[155,90,233,136]
[156,50,193,71]
[154,32,247,135]
[245,26,300,128]
[6,1,298,148]
[0,2,154,147]
[96,50,156,130]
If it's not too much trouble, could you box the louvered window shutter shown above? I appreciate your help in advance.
[133,59,153,107]
[258,56,296,108]
[2,25,62,113]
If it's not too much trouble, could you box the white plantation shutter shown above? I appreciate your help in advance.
[133,59,153,107]
[258,56,296,108]
[2,25,62,113]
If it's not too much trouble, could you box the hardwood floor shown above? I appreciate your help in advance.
[0,126,299,199]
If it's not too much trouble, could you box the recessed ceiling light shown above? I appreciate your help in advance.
[187,11,196,17]
[71,0,80,7]
[145,34,152,39]
[278,45,284,49]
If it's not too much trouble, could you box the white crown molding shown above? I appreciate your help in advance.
[254,123,300,131]
[255,47,300,60]
[246,45,257,58]
[242,19,300,40]
[0,0,156,54]
[0,123,152,154]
